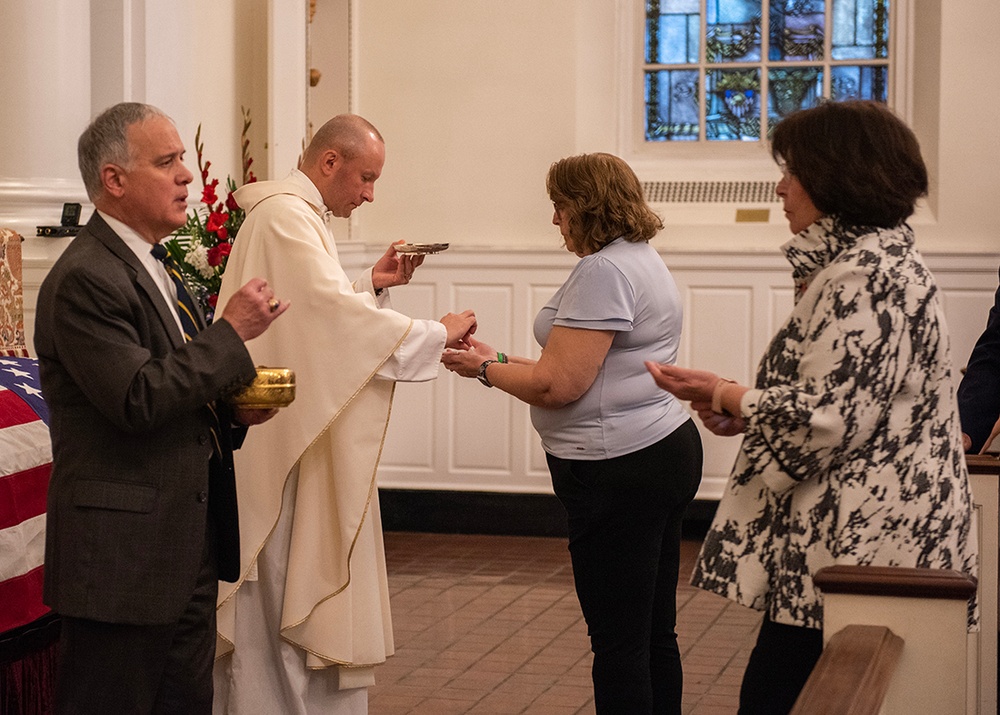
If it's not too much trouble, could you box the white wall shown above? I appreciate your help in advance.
[351,0,583,247]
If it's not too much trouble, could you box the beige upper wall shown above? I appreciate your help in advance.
[929,0,999,250]
[352,0,584,248]
[39,0,1000,256]
[189,0,270,185]
[3,1,994,255]
[331,0,999,253]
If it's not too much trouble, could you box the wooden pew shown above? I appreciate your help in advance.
[966,454,999,713]
[798,566,977,714]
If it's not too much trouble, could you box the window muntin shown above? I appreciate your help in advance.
[644,0,890,143]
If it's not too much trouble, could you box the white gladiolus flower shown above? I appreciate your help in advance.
[185,244,215,279]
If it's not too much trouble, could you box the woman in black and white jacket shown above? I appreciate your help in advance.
[647,100,977,715]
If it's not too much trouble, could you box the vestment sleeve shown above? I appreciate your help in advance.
[351,266,386,305]
[348,264,446,381]
[375,319,446,382]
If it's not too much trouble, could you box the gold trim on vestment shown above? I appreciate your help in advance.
[216,324,408,608]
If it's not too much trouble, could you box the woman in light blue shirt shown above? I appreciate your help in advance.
[443,153,702,714]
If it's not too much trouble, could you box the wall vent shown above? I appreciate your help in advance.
[643,180,780,204]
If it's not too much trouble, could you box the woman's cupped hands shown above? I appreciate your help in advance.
[645,362,747,437]
[441,336,497,378]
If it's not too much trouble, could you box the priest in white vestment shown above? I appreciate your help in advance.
[212,115,477,714]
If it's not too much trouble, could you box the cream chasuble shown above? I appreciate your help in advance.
[214,174,416,692]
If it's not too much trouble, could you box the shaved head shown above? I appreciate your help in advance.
[302,114,383,168]
[300,114,385,218]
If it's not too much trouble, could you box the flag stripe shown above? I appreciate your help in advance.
[0,386,41,428]
[0,512,46,581]
[0,420,52,478]
[0,464,51,530]
[0,565,48,633]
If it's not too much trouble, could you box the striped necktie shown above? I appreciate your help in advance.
[151,243,201,341]
[151,243,222,456]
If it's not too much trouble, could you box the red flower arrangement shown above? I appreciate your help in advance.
[164,108,256,323]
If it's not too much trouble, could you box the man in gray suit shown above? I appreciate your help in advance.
[34,102,287,713]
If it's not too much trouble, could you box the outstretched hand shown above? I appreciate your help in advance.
[372,241,425,290]
[441,336,497,377]
[644,362,719,403]
[645,362,747,436]
[219,278,288,342]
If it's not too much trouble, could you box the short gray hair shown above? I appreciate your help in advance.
[78,102,170,201]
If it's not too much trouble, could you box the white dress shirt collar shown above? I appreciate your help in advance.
[98,210,184,333]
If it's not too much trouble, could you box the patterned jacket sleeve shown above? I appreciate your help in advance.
[739,253,938,493]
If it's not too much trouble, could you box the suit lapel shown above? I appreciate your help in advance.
[87,214,186,350]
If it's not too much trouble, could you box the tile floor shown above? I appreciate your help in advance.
[369,532,762,714]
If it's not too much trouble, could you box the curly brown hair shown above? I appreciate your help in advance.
[546,153,663,255]
[770,101,928,229]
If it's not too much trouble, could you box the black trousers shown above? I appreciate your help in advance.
[738,615,824,715]
[54,521,219,715]
[547,420,703,715]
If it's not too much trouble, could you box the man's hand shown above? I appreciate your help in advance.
[372,241,425,289]
[440,310,477,349]
[233,407,279,426]
[218,277,288,341]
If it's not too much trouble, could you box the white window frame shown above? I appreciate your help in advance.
[615,0,916,182]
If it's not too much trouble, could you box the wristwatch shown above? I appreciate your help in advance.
[477,359,498,388]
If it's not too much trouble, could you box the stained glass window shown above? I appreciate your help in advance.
[707,1,762,63]
[770,2,824,61]
[644,0,890,142]
[706,69,761,140]
[645,70,700,140]
[831,64,887,101]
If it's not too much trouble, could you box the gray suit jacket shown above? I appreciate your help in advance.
[35,213,256,625]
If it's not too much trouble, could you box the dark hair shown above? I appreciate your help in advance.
[546,153,663,254]
[770,100,928,228]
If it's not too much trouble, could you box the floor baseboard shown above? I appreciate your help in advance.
[378,488,717,539]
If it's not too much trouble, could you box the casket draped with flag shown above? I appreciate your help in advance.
[0,356,57,715]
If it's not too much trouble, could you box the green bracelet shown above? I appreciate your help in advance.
[497,352,508,364]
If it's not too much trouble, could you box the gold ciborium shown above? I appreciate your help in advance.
[228,367,296,409]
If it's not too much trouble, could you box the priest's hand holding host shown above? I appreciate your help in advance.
[371,238,477,348]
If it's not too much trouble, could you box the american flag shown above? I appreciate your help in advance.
[0,356,51,633]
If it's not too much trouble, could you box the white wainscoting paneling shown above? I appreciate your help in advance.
[19,242,1000,500]
[449,284,515,474]
[374,247,1000,500]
